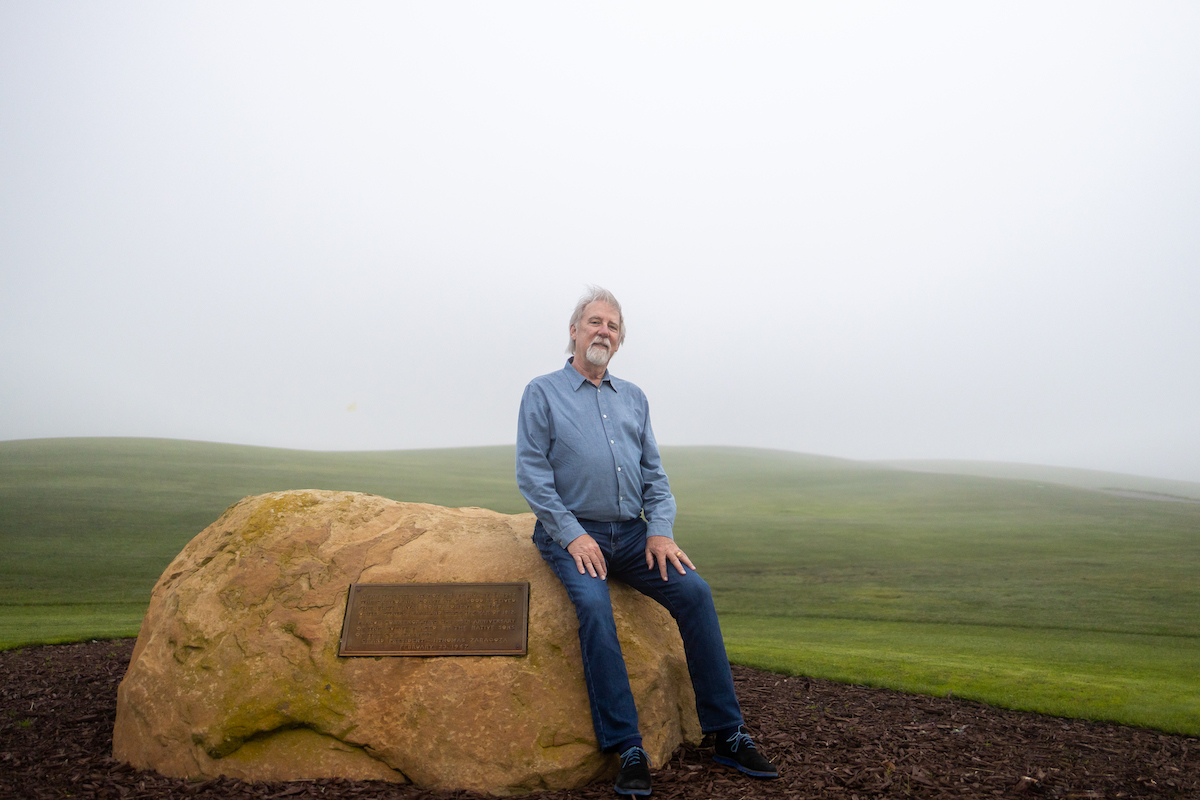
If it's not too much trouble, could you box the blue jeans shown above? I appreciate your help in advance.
[533,518,744,751]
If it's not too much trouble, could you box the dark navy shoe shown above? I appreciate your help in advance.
[613,745,652,796]
[713,727,779,778]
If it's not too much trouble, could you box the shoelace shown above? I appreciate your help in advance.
[620,747,646,767]
[724,729,757,754]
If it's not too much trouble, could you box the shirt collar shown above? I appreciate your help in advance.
[564,357,618,391]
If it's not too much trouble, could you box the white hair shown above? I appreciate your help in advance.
[566,285,626,354]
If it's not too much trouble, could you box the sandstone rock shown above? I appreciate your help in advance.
[113,490,701,794]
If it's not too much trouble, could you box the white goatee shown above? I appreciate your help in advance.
[584,343,611,367]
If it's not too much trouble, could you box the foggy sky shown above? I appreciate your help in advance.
[2,2,1198,482]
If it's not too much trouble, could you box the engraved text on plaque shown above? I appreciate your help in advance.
[338,582,529,656]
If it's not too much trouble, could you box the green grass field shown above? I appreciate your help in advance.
[2,438,1198,735]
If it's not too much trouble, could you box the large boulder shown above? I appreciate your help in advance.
[113,490,701,794]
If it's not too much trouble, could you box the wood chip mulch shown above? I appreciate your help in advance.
[2,639,1197,799]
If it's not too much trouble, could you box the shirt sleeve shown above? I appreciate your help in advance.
[515,382,589,549]
[638,406,677,539]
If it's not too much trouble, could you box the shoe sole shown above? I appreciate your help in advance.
[613,787,652,796]
[713,754,779,779]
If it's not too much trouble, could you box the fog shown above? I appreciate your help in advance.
[2,2,1198,482]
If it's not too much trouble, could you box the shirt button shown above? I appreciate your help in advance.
[610,439,615,444]
[617,467,622,472]
[603,414,607,418]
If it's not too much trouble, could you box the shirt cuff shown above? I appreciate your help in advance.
[554,519,590,549]
[645,519,674,540]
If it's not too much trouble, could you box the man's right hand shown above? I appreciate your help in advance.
[567,533,607,579]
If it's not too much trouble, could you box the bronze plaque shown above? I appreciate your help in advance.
[338,582,529,657]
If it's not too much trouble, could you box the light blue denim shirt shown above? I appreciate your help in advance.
[516,359,677,549]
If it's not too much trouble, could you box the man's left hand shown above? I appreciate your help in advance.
[645,535,695,582]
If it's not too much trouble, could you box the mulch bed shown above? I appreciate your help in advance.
[2,639,1196,799]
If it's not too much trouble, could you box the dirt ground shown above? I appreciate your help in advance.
[2,639,1196,799]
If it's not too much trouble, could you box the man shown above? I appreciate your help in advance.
[516,286,777,796]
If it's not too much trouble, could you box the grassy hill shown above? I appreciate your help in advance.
[0,438,528,646]
[878,458,1200,500]
[2,437,1198,735]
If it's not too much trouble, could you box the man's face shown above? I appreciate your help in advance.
[571,300,622,368]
